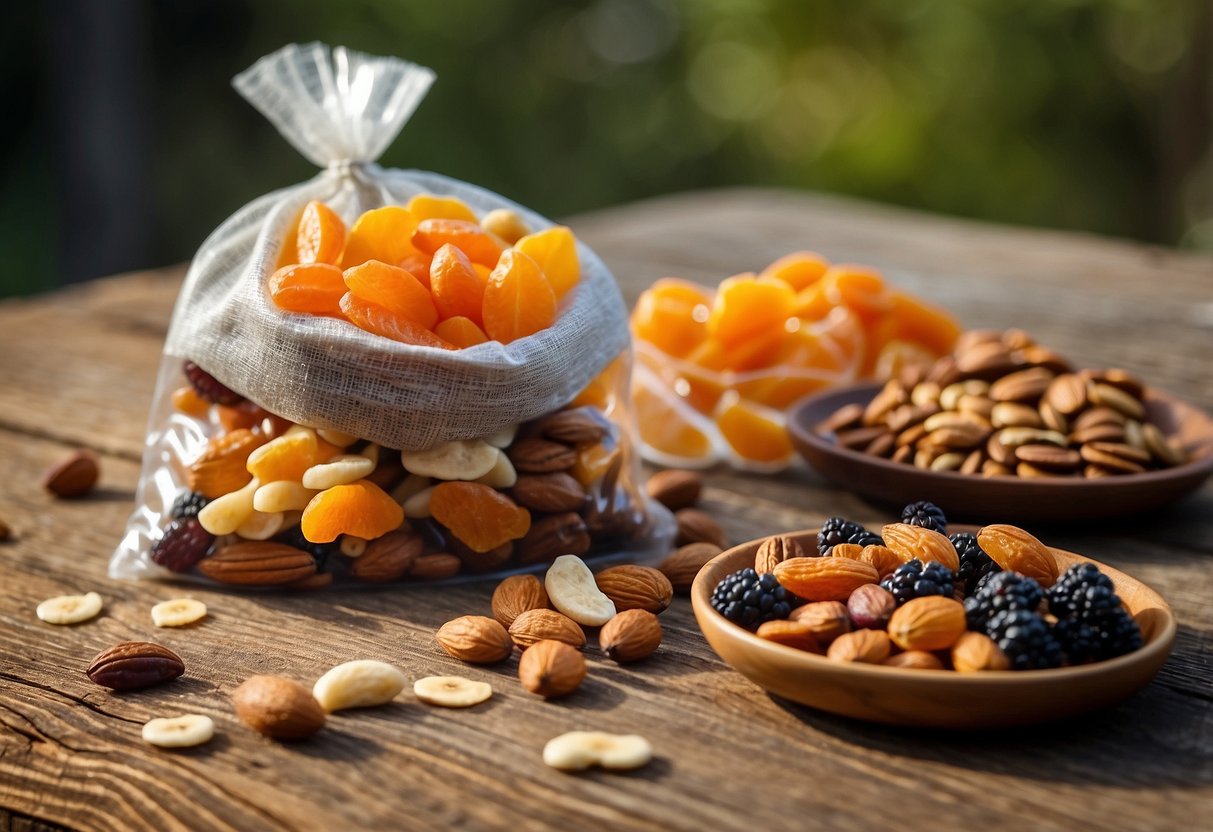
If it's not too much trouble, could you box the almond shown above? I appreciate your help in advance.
[858,544,905,578]
[510,472,588,512]
[231,675,325,740]
[645,469,703,511]
[773,557,877,602]
[829,543,863,560]
[42,449,101,498]
[951,631,1012,672]
[436,615,513,664]
[594,565,673,614]
[674,508,727,548]
[976,524,1059,587]
[755,535,805,574]
[518,639,586,697]
[491,574,550,628]
[186,430,261,499]
[826,629,891,664]
[516,512,591,565]
[508,608,586,651]
[508,438,577,473]
[880,523,960,572]
[989,367,1055,403]
[350,530,423,583]
[788,601,851,645]
[755,619,820,653]
[1043,374,1089,416]
[658,542,722,593]
[882,651,944,670]
[409,552,462,581]
[535,407,609,445]
[197,541,316,586]
[888,596,967,651]
[599,609,663,662]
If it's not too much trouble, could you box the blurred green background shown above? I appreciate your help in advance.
[2,0,1210,297]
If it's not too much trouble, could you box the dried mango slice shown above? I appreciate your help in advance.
[630,279,711,359]
[761,251,829,292]
[715,397,794,466]
[434,316,489,348]
[706,274,795,348]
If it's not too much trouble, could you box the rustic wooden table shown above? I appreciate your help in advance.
[1,189,1211,831]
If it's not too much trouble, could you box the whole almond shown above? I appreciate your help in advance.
[86,642,185,690]
[818,402,865,434]
[990,402,1044,429]
[674,508,728,548]
[826,629,891,664]
[1142,422,1186,467]
[773,557,877,602]
[436,615,513,664]
[1014,444,1082,472]
[0,516,11,541]
[511,473,588,513]
[989,367,1055,403]
[954,342,1019,378]
[977,524,1059,587]
[231,675,325,740]
[880,524,960,572]
[755,619,820,653]
[508,608,586,650]
[1083,368,1146,399]
[409,552,462,580]
[858,544,905,578]
[882,651,945,670]
[491,574,550,628]
[350,530,423,583]
[862,380,908,425]
[449,539,513,574]
[789,601,851,645]
[599,609,663,662]
[594,565,673,614]
[197,541,316,586]
[508,438,578,473]
[187,429,261,499]
[658,542,722,593]
[1088,382,1145,421]
[517,512,591,565]
[518,639,586,697]
[645,469,703,511]
[847,583,896,629]
[1043,374,1088,416]
[535,407,609,445]
[755,535,805,575]
[830,543,863,560]
[952,631,1012,672]
[42,449,100,498]
[888,596,967,651]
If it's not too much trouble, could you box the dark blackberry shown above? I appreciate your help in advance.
[275,526,340,569]
[710,568,802,630]
[1046,563,1118,620]
[151,518,215,573]
[950,531,1001,595]
[985,608,1063,670]
[880,559,955,605]
[169,490,209,520]
[964,571,1044,630]
[847,529,885,548]
[817,517,865,555]
[183,359,244,405]
[900,501,948,534]
[1047,563,1143,663]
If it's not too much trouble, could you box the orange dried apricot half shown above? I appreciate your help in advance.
[341,206,419,269]
[412,219,504,267]
[630,279,711,359]
[405,193,478,223]
[269,263,347,316]
[296,200,346,266]
[343,260,438,329]
[715,398,793,465]
[761,251,829,292]
[434,316,489,348]
[430,243,486,325]
[429,481,531,552]
[707,274,795,347]
[338,293,455,349]
[513,226,580,300]
[482,249,556,344]
[301,480,404,543]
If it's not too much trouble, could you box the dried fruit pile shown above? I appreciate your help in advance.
[156,358,650,586]
[819,328,1189,476]
[711,502,1143,671]
[271,195,580,347]
[630,252,961,470]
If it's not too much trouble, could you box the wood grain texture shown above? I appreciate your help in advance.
[1,189,1211,831]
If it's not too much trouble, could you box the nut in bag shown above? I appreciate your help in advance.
[111,43,674,588]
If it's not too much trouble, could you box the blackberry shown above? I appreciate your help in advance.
[1046,563,1118,620]
[816,517,865,555]
[880,559,955,605]
[169,490,209,520]
[950,531,1000,595]
[183,359,244,405]
[1046,563,1143,663]
[710,568,802,630]
[963,571,1044,630]
[985,608,1063,670]
[275,526,339,568]
[900,501,948,534]
[847,529,885,549]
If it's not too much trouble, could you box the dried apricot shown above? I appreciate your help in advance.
[513,226,580,299]
[884,292,962,357]
[405,193,478,223]
[412,219,504,267]
[269,263,347,316]
[301,480,404,543]
[761,251,830,292]
[171,386,211,417]
[430,244,485,324]
[342,206,420,269]
[429,482,531,553]
[706,274,795,348]
[296,200,346,266]
[339,294,455,349]
[633,378,714,464]
[630,279,711,359]
[482,249,556,344]
[247,430,322,484]
[343,260,438,329]
[434,316,489,348]
[570,443,621,488]
[822,265,891,322]
[715,398,793,465]
[398,253,434,289]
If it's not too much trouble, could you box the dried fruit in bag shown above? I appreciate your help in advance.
[296,200,347,266]
[338,294,454,349]
[269,263,347,316]
[300,480,404,543]
[514,226,579,300]
[412,218,504,267]
[341,206,419,269]
[482,250,556,344]
[344,260,439,329]
[429,244,485,324]
[429,481,531,553]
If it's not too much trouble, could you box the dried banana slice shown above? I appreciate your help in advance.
[142,714,215,748]
[413,676,493,708]
[36,591,103,625]
[150,598,208,628]
[545,555,616,626]
[542,731,653,772]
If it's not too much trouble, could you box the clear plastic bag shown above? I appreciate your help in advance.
[110,43,674,587]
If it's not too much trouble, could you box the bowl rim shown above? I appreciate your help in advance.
[690,528,1177,684]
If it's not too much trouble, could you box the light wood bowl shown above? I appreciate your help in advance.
[690,529,1176,729]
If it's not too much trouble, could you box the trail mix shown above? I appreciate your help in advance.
[819,328,1189,477]
[710,501,1144,670]
[155,359,651,586]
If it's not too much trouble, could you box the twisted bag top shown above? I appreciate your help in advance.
[166,43,630,451]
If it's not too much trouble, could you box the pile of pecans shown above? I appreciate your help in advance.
[819,329,1187,478]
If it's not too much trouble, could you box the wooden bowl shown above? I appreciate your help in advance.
[690,530,1176,729]
[787,383,1213,522]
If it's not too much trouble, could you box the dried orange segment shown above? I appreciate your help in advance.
[343,260,439,329]
[434,316,489,348]
[633,378,714,464]
[171,385,211,417]
[405,193,478,223]
[822,265,892,322]
[338,293,455,349]
[398,253,434,290]
[482,249,557,344]
[269,263,347,316]
[761,251,830,292]
[247,430,320,483]
[716,398,793,465]
[513,227,579,299]
[296,200,347,266]
[301,480,404,543]
[430,243,486,324]
[707,274,795,348]
[630,279,712,359]
[412,219,504,267]
[429,481,531,553]
[342,206,420,269]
